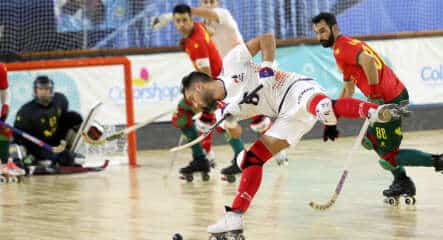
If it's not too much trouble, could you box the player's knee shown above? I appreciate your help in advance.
[236,149,266,171]
[378,158,398,171]
[172,110,193,129]
[315,98,337,126]
[250,115,271,134]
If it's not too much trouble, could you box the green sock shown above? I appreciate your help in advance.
[396,149,433,167]
[224,131,244,155]
[181,125,205,158]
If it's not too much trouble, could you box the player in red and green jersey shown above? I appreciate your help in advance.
[171,4,245,181]
[312,12,443,200]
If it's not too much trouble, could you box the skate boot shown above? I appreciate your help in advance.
[382,174,416,206]
[274,149,288,166]
[368,102,410,125]
[432,154,443,173]
[0,159,26,183]
[221,157,241,183]
[208,206,245,240]
[179,155,211,182]
[205,149,216,169]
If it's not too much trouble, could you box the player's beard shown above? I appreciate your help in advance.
[320,30,335,48]
[201,91,217,112]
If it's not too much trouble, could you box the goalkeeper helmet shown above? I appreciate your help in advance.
[33,75,54,106]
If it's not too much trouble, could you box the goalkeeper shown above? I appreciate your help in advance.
[13,76,100,174]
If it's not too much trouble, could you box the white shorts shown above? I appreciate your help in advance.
[265,80,326,145]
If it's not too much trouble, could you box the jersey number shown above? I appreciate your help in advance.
[375,127,387,140]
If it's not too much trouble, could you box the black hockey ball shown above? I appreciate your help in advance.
[172,233,183,240]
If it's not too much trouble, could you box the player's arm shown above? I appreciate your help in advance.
[358,51,381,100]
[190,39,213,77]
[191,7,220,22]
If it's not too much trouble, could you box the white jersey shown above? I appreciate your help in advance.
[205,8,243,58]
[221,44,326,145]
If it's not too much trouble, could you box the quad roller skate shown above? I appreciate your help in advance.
[432,154,443,173]
[220,159,241,183]
[179,155,211,182]
[0,160,26,183]
[208,206,245,240]
[383,175,416,206]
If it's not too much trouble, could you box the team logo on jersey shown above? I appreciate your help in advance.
[231,73,245,83]
[349,39,361,45]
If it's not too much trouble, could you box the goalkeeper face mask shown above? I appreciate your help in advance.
[33,76,54,106]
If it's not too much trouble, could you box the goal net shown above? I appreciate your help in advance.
[6,57,137,166]
[0,0,441,57]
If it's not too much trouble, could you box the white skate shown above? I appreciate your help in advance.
[208,206,245,240]
[274,149,288,166]
[0,160,26,183]
[367,103,409,125]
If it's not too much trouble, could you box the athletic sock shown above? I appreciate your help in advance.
[231,140,273,213]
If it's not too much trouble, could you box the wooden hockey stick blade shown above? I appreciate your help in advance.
[52,140,67,153]
[169,135,205,152]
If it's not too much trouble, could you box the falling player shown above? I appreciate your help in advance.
[152,0,288,181]
[312,12,443,204]
[181,38,406,237]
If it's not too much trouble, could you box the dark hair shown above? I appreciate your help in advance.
[311,12,337,26]
[173,4,192,16]
[181,71,212,94]
[34,75,54,89]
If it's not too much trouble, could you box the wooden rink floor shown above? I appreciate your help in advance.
[1,130,443,240]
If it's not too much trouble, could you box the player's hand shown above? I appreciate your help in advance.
[150,13,173,30]
[222,103,240,127]
[323,125,339,142]
[0,104,8,122]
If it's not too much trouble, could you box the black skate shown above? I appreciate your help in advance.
[220,160,241,183]
[382,175,416,206]
[179,156,211,182]
[432,154,443,173]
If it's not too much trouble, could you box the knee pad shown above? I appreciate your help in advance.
[315,98,337,126]
[378,158,399,171]
[236,150,265,170]
[172,109,193,129]
[250,115,271,133]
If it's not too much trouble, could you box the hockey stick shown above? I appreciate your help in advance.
[0,120,66,153]
[82,109,174,145]
[170,84,263,152]
[309,119,370,210]
[163,134,186,180]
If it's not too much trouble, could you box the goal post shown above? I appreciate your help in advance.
[6,57,137,167]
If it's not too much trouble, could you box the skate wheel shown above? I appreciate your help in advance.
[385,197,399,206]
[237,234,245,240]
[180,175,194,182]
[0,176,7,183]
[9,177,18,183]
[202,173,210,181]
[225,175,236,183]
[404,196,416,205]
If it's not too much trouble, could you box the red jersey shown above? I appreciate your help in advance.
[181,22,222,79]
[333,35,405,102]
[0,63,8,89]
